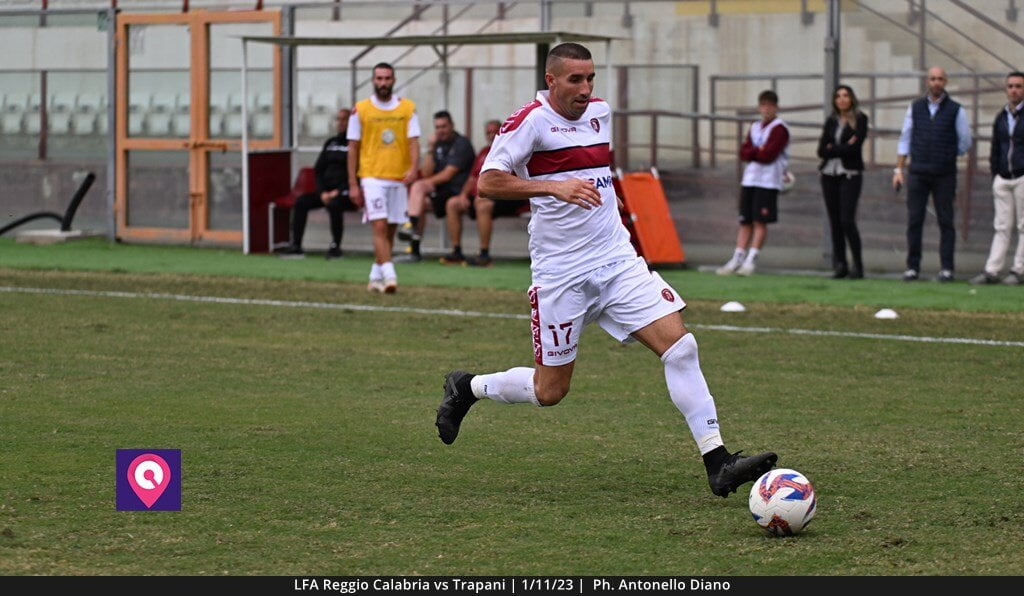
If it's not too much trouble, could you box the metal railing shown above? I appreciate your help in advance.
[709,71,1007,171]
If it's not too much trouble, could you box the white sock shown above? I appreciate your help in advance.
[381,261,396,280]
[661,333,724,455]
[733,247,746,262]
[470,367,541,406]
[370,263,383,282]
[743,248,760,265]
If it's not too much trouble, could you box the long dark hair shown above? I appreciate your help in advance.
[831,85,860,126]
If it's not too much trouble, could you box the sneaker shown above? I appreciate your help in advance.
[436,370,479,445]
[396,222,419,242]
[278,245,305,259]
[902,269,919,281]
[325,246,343,260]
[736,261,756,276]
[394,253,422,263]
[970,272,999,285]
[467,255,493,268]
[937,269,955,283]
[707,450,778,498]
[440,251,466,265]
[383,278,398,294]
[367,280,385,293]
[716,258,741,276]
[1003,271,1023,286]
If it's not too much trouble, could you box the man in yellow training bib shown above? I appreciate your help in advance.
[347,62,421,293]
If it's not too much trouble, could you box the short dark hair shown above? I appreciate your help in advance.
[1008,71,1024,81]
[433,110,453,123]
[758,90,779,105]
[546,42,592,71]
[372,62,394,75]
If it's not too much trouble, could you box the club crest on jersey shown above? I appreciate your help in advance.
[381,128,395,145]
[590,118,600,133]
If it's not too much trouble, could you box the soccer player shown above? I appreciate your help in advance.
[347,62,421,293]
[435,43,778,498]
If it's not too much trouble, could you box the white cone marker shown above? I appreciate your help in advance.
[720,301,746,313]
[874,308,899,320]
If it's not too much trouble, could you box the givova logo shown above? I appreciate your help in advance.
[116,449,181,511]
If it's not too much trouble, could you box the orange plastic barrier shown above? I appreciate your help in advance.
[616,171,686,267]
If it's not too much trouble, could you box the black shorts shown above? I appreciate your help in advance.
[428,189,460,218]
[469,197,530,220]
[739,186,779,224]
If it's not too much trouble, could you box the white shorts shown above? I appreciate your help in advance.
[528,257,685,366]
[361,178,408,224]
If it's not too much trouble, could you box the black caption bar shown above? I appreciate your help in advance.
[3,575,1017,593]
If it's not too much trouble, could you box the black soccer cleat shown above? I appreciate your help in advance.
[707,450,778,497]
[436,370,479,445]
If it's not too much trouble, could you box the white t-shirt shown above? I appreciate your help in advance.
[482,90,634,284]
[345,94,421,142]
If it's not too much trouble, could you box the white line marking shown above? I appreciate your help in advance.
[3,285,1023,348]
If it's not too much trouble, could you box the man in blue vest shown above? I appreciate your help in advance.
[970,71,1024,286]
[892,67,973,282]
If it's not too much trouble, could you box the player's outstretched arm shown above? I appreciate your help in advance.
[478,170,602,210]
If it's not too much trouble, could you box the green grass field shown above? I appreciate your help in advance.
[1,240,1023,575]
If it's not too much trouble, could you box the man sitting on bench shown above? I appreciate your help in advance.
[281,108,354,260]
[445,119,529,267]
[399,110,475,263]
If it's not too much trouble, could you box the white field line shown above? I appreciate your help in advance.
[3,285,1023,349]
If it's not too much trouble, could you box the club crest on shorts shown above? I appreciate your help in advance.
[661,289,675,302]
[590,118,600,133]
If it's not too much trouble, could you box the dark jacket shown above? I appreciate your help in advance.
[909,95,961,175]
[817,112,868,173]
[989,107,1024,178]
[314,133,349,193]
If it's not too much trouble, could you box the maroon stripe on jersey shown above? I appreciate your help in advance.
[529,286,543,365]
[526,143,610,177]
[500,100,542,135]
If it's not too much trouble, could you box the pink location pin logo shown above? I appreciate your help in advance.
[126,454,171,509]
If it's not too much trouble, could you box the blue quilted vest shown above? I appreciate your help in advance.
[909,95,961,175]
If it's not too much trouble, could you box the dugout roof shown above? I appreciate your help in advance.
[237,31,620,254]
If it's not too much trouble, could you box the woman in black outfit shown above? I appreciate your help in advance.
[817,85,868,279]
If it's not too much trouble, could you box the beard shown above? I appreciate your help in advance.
[374,84,393,101]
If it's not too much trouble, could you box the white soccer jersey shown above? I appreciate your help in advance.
[482,90,635,284]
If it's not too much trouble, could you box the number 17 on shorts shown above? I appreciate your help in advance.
[529,286,581,366]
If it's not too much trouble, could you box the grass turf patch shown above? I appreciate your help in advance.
[2,237,1024,313]
[0,269,1021,575]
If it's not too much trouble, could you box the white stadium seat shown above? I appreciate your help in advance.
[48,92,76,135]
[72,93,103,136]
[146,92,176,136]
[24,93,43,135]
[128,91,151,136]
[1,93,26,134]
[171,93,190,137]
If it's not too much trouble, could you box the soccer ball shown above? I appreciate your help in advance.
[748,468,816,536]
